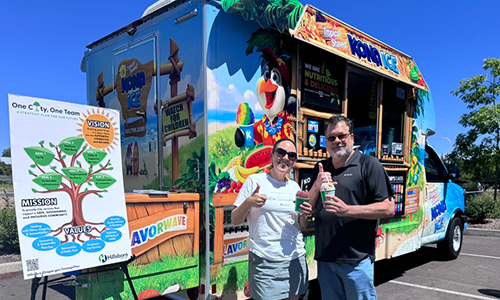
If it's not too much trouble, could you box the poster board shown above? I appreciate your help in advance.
[8,95,131,279]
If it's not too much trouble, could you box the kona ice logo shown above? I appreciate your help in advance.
[347,34,399,75]
[130,215,187,248]
[120,63,146,110]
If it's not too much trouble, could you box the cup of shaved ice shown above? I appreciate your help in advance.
[295,190,310,212]
[236,103,255,147]
[320,182,336,202]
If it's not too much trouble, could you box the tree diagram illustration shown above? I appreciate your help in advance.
[25,136,116,244]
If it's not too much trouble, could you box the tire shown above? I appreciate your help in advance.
[437,217,463,260]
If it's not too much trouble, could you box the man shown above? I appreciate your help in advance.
[308,115,395,300]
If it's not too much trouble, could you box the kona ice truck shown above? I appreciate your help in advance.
[78,0,467,299]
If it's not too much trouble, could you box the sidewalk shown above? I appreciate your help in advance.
[464,227,500,238]
[0,260,22,274]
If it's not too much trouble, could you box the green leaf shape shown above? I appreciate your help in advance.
[32,172,62,190]
[92,173,116,189]
[59,137,85,155]
[28,170,34,175]
[30,164,36,168]
[82,149,107,166]
[49,142,54,148]
[223,0,303,33]
[31,188,38,193]
[62,167,89,185]
[245,28,281,56]
[24,147,55,166]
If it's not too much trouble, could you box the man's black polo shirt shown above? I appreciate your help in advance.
[310,150,393,263]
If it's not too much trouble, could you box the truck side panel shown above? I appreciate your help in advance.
[81,1,206,299]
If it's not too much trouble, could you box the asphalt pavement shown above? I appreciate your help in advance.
[1,227,498,300]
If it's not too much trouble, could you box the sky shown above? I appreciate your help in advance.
[1,0,500,157]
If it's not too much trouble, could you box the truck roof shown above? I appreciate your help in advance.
[86,0,189,50]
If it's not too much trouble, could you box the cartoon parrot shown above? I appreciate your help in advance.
[235,47,296,147]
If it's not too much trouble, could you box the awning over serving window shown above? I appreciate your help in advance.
[292,5,429,91]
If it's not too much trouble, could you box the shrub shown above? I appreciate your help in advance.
[491,200,500,219]
[465,192,495,223]
[0,206,19,254]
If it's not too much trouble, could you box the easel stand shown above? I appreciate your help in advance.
[30,255,139,300]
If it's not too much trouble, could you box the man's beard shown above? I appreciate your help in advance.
[332,144,353,159]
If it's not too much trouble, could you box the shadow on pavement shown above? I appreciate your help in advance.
[478,289,500,298]
[48,282,75,299]
[374,245,450,286]
[29,276,76,300]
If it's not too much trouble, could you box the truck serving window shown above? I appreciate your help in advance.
[347,66,378,156]
[382,79,407,156]
[424,145,447,182]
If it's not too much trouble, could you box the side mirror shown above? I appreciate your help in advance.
[446,164,459,180]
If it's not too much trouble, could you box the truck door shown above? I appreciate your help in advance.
[113,34,160,192]
[421,145,449,243]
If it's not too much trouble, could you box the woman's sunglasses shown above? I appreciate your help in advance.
[275,148,298,161]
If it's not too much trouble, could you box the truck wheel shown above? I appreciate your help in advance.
[437,217,463,260]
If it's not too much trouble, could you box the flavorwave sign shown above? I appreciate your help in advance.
[130,215,188,248]
[223,237,249,257]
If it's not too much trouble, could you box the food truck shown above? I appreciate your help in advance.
[78,0,467,298]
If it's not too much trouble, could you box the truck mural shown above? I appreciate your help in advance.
[74,0,467,299]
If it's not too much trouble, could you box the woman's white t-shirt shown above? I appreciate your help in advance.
[234,172,306,261]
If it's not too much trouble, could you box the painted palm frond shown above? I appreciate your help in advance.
[413,88,430,117]
[285,2,303,30]
[221,0,240,11]
[222,0,304,32]
[245,28,282,56]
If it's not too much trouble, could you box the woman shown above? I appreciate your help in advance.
[232,138,312,300]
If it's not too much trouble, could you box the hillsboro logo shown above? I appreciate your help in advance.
[98,253,129,264]
[98,254,108,263]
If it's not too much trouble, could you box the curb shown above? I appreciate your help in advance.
[464,228,500,238]
[0,261,22,274]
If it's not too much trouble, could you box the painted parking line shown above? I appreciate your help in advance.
[389,280,494,300]
[461,253,500,260]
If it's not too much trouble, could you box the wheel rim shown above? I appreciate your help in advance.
[452,225,462,252]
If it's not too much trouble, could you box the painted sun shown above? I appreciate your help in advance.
[76,108,119,152]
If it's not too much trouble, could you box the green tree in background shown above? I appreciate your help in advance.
[451,58,500,201]
[2,148,10,157]
[0,161,11,176]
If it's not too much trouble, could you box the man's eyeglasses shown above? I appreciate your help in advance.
[326,133,351,142]
[275,148,298,161]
